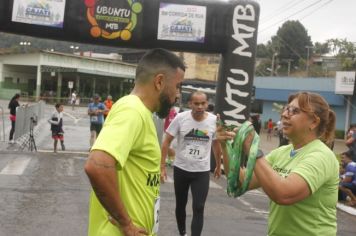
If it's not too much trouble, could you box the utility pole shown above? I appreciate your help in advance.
[305,45,313,77]
[286,59,293,76]
[270,52,278,76]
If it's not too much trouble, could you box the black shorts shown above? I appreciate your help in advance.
[90,123,103,135]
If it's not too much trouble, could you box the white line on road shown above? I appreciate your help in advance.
[209,180,223,189]
[63,111,82,124]
[56,159,76,176]
[0,157,31,175]
[238,197,268,218]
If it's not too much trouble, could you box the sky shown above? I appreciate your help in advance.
[253,0,356,44]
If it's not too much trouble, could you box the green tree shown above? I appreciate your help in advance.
[313,42,329,55]
[272,20,312,66]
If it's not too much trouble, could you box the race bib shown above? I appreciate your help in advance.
[90,116,98,122]
[184,144,207,160]
[152,197,160,234]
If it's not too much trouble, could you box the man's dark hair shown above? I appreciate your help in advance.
[55,103,62,108]
[135,48,185,83]
[188,91,207,102]
[343,150,353,159]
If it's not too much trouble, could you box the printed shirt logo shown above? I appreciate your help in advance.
[184,128,209,141]
[146,172,160,187]
[272,165,291,178]
[85,0,142,40]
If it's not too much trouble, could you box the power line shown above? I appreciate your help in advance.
[258,0,336,64]
[259,0,323,34]
[260,0,308,25]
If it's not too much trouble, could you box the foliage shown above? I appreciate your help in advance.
[313,42,330,55]
[273,20,312,67]
[335,130,345,140]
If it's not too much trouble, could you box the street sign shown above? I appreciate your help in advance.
[68,81,73,89]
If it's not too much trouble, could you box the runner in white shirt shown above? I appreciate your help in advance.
[161,91,222,236]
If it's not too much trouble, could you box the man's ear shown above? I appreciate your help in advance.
[153,73,165,91]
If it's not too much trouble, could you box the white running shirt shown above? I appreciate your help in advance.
[166,110,217,172]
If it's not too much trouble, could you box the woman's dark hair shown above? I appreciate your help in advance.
[288,92,336,147]
[8,93,20,109]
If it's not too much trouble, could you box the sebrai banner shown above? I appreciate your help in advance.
[0,0,259,125]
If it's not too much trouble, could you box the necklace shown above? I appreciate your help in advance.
[290,147,303,158]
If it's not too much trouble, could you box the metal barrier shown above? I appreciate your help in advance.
[14,101,45,141]
[0,106,5,142]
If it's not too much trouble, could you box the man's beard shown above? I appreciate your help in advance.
[156,92,174,119]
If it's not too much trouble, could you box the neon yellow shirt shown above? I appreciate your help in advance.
[266,139,339,236]
[88,95,161,236]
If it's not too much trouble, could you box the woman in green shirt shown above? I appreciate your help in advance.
[218,92,339,236]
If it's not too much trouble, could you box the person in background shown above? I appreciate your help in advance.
[84,48,185,236]
[339,150,356,206]
[48,103,65,153]
[217,92,339,236]
[267,118,273,141]
[163,107,178,166]
[277,119,289,147]
[207,104,214,113]
[71,90,77,110]
[161,91,222,236]
[88,94,107,148]
[251,114,261,135]
[346,124,356,161]
[8,93,20,144]
[103,95,114,120]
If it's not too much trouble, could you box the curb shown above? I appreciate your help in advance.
[337,203,356,216]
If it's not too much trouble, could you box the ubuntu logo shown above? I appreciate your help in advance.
[84,0,142,41]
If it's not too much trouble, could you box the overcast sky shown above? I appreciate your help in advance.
[253,0,356,44]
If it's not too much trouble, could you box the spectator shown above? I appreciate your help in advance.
[71,90,77,110]
[207,104,214,113]
[103,95,113,120]
[8,93,20,144]
[163,107,178,166]
[339,151,356,206]
[251,115,261,135]
[277,120,289,147]
[88,94,107,148]
[48,103,65,153]
[346,124,356,161]
[267,118,273,141]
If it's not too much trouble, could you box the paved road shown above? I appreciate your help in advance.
[0,101,355,235]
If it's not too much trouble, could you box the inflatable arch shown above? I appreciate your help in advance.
[0,0,259,125]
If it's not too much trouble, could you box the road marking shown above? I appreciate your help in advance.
[63,111,82,124]
[245,189,268,198]
[165,176,174,183]
[0,157,31,175]
[56,159,76,176]
[37,149,89,155]
[238,197,269,218]
[337,203,356,216]
[209,180,223,189]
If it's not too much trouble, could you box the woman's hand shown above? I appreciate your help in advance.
[216,114,236,144]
